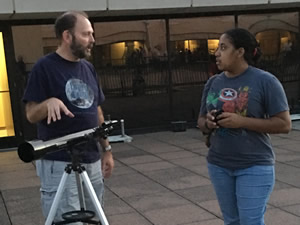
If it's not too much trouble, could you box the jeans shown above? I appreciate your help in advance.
[36,159,104,225]
[207,163,275,225]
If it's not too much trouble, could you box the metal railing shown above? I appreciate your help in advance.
[21,56,300,131]
[97,61,210,97]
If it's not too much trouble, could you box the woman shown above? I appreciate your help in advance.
[198,28,291,225]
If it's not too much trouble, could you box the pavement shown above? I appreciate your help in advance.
[1,123,300,225]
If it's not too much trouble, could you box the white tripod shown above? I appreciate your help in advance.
[18,123,117,225]
[44,138,110,225]
[45,162,109,225]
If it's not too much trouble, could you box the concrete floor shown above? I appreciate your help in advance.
[1,126,300,225]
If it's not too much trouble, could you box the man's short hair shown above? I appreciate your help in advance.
[54,11,88,39]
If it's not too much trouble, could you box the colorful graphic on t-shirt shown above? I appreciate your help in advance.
[206,92,219,108]
[235,86,249,116]
[207,86,250,136]
[65,78,94,109]
[217,86,249,116]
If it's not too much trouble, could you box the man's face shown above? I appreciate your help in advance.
[70,16,95,59]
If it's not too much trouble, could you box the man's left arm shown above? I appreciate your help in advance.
[98,106,114,178]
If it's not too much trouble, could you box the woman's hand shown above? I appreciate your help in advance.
[205,109,220,130]
[216,112,243,129]
[217,111,291,134]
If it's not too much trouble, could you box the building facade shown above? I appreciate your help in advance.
[1,0,300,148]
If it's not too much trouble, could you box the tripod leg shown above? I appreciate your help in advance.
[75,171,86,210]
[80,171,109,225]
[45,171,69,225]
[75,172,88,225]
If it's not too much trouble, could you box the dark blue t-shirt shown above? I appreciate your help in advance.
[200,66,289,169]
[23,53,105,163]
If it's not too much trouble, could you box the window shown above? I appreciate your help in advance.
[0,32,15,137]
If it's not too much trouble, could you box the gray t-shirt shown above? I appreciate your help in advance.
[200,66,289,169]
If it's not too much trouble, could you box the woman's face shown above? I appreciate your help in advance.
[215,34,241,72]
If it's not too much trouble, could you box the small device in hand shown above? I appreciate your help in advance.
[213,109,224,123]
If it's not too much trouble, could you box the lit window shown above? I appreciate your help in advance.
[0,32,15,137]
[208,39,219,55]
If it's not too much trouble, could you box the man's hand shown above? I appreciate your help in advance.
[101,151,114,178]
[46,98,74,124]
[25,97,74,124]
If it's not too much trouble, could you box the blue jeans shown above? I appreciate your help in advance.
[207,163,275,225]
[36,159,104,225]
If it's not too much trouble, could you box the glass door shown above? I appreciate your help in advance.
[0,32,15,138]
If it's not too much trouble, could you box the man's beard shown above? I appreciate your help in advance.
[70,34,93,59]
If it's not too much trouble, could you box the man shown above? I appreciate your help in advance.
[23,11,114,224]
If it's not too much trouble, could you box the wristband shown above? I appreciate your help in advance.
[103,145,112,152]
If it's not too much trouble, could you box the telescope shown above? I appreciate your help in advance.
[18,120,118,163]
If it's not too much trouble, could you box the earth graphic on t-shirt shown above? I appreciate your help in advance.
[65,78,94,109]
